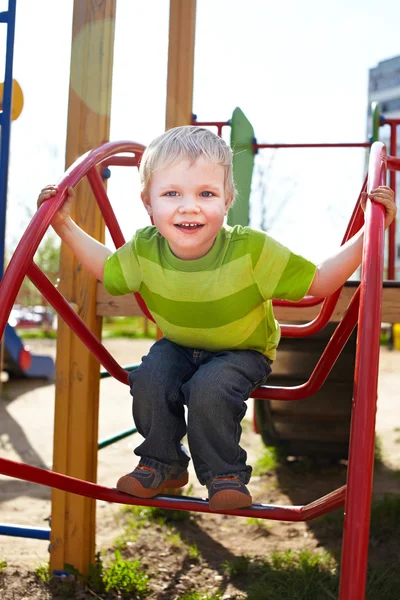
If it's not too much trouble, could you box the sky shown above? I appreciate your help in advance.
[2,0,400,263]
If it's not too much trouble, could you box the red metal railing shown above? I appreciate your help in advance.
[0,140,397,600]
[382,118,399,279]
[338,141,387,599]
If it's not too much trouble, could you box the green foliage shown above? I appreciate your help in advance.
[34,233,61,278]
[0,559,7,571]
[14,231,60,307]
[102,316,156,340]
[253,446,279,475]
[187,543,200,559]
[19,329,57,340]
[102,550,150,597]
[63,551,150,598]
[245,517,271,535]
[223,550,339,600]
[179,592,223,600]
[316,493,400,541]
[35,562,50,583]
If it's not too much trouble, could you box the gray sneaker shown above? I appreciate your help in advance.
[116,463,188,498]
[208,476,252,511]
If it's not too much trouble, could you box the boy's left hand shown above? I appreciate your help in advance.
[361,186,397,229]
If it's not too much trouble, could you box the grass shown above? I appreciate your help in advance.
[222,550,338,599]
[313,493,400,544]
[252,446,280,475]
[35,563,50,583]
[221,548,400,600]
[102,316,156,339]
[56,552,150,599]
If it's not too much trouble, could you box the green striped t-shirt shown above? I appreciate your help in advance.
[103,225,316,360]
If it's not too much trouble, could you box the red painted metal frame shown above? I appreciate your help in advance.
[0,141,398,599]
[0,456,345,520]
[255,142,371,149]
[386,120,398,279]
[338,142,387,598]
[191,118,230,137]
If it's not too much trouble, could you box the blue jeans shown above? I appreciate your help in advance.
[128,338,272,487]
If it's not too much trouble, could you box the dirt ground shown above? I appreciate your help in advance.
[0,339,399,599]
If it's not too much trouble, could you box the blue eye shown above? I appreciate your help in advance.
[165,191,178,196]
[200,191,214,197]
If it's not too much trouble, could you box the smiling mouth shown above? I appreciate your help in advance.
[174,223,204,230]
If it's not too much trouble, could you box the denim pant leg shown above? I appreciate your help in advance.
[182,349,272,486]
[128,338,196,468]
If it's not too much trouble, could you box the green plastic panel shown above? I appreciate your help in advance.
[371,101,380,143]
[228,107,255,226]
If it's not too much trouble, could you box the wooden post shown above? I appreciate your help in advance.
[165,0,197,130]
[154,0,197,342]
[50,1,116,575]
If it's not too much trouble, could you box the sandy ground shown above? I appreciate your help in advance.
[0,338,399,569]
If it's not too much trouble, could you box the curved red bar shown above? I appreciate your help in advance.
[0,141,149,339]
[251,288,359,401]
[0,456,345,521]
[339,142,387,600]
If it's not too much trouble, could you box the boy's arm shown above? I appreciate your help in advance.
[38,185,111,282]
[53,217,111,282]
[308,228,364,297]
[308,186,397,298]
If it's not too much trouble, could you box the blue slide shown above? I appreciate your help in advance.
[3,323,55,379]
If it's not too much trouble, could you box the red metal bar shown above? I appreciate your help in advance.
[339,142,386,600]
[254,142,371,149]
[388,124,397,279]
[388,156,400,170]
[191,119,230,137]
[0,455,345,521]
[27,263,129,384]
[0,141,146,340]
[250,288,359,400]
[101,156,141,168]
[382,118,400,126]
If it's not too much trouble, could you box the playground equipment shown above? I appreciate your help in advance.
[194,103,399,460]
[0,139,398,600]
[1,2,399,599]
[0,0,54,379]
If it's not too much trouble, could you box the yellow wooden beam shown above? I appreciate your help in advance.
[50,0,116,575]
[165,0,197,130]
[95,281,400,325]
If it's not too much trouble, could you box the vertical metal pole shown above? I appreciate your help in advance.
[0,0,17,276]
[339,142,386,600]
[388,123,397,279]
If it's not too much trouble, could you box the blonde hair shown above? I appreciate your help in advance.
[139,126,236,199]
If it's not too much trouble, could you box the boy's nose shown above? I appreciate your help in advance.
[178,197,200,213]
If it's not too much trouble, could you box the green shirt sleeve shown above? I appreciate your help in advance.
[252,230,317,302]
[103,236,142,296]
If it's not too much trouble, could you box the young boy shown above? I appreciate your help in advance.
[38,126,396,511]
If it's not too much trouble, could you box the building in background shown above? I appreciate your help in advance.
[368,55,400,279]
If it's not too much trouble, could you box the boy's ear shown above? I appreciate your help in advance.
[225,194,234,215]
[141,192,153,215]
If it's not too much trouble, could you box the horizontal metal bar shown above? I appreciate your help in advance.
[0,524,50,540]
[255,142,371,149]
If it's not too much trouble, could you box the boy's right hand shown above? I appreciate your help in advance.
[37,185,75,229]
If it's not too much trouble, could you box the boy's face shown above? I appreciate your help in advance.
[142,157,233,260]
